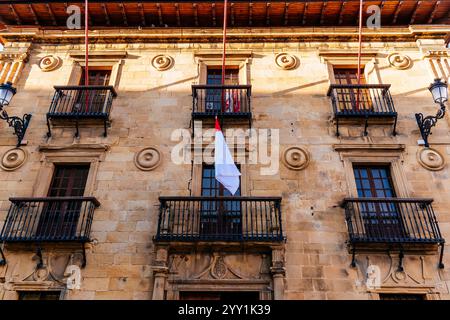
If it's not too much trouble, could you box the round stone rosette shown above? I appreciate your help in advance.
[417,147,445,171]
[387,53,412,70]
[282,146,310,170]
[151,54,174,71]
[134,147,162,171]
[1,148,28,171]
[39,55,61,72]
[275,53,299,70]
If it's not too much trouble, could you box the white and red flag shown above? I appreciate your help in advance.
[214,118,241,195]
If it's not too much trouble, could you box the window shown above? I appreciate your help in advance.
[18,291,61,300]
[333,67,373,112]
[200,164,241,236]
[334,67,366,85]
[353,165,405,239]
[207,67,239,85]
[80,68,111,86]
[73,68,112,114]
[36,165,90,239]
[205,67,241,113]
[379,293,426,300]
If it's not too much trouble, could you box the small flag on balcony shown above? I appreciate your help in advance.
[214,117,241,195]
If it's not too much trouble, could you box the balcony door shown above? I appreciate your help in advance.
[353,165,406,239]
[73,68,112,113]
[36,165,90,239]
[334,68,373,112]
[206,67,240,113]
[200,164,241,238]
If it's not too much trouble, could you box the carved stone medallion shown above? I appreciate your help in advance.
[282,146,310,170]
[134,147,162,171]
[417,147,445,171]
[38,55,61,72]
[387,53,412,70]
[151,55,174,71]
[1,148,28,171]
[275,53,299,70]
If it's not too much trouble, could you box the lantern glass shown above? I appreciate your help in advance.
[429,79,448,105]
[0,83,16,106]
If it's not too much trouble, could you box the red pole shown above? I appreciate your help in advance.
[221,0,228,113]
[221,0,228,85]
[356,0,363,110]
[85,0,89,112]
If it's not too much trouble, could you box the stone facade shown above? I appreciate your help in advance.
[0,25,450,300]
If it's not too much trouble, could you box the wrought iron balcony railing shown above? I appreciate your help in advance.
[192,84,251,118]
[327,84,397,136]
[0,197,99,243]
[342,197,445,268]
[46,85,117,137]
[155,196,283,242]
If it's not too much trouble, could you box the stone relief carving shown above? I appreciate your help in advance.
[275,53,299,70]
[134,147,162,171]
[168,253,271,281]
[151,54,174,71]
[387,53,413,70]
[417,147,446,171]
[353,253,446,293]
[1,148,28,171]
[282,146,310,170]
[3,252,84,292]
[38,55,62,72]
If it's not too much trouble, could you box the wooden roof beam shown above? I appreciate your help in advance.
[192,3,198,27]
[156,3,164,26]
[338,1,346,25]
[101,3,111,26]
[46,4,57,25]
[28,4,39,25]
[302,2,308,25]
[266,2,271,26]
[427,0,441,24]
[249,2,253,26]
[392,0,404,24]
[175,3,181,26]
[119,3,128,26]
[211,3,216,27]
[230,3,235,26]
[9,4,21,25]
[320,2,327,25]
[284,2,289,26]
[410,0,422,24]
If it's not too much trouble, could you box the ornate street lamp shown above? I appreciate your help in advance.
[0,82,32,147]
[416,78,448,148]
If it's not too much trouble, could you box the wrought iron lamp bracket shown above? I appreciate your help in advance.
[0,106,32,147]
[416,103,446,148]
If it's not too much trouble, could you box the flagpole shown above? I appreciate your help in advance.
[220,0,228,117]
[356,0,363,111]
[221,0,228,86]
[85,0,89,112]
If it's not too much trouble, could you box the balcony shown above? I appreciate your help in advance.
[342,197,445,268]
[192,84,252,130]
[46,85,117,137]
[155,196,284,243]
[0,197,100,266]
[327,84,397,136]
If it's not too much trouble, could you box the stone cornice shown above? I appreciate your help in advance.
[1,25,449,44]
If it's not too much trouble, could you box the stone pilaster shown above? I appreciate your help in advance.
[271,247,286,300]
[151,246,169,300]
